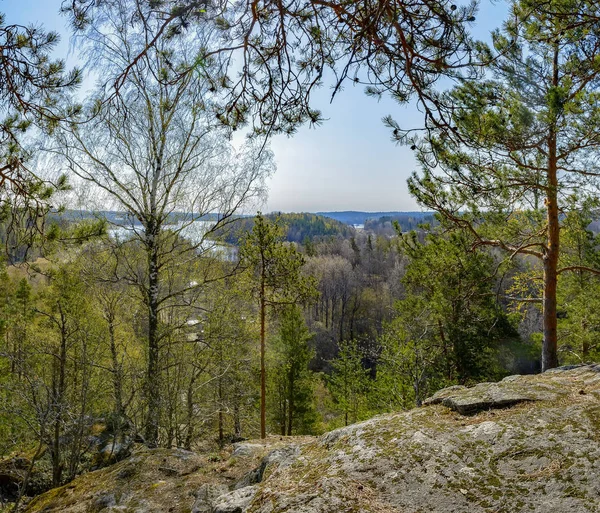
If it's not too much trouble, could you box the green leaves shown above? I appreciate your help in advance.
[328,339,372,426]
[240,213,318,308]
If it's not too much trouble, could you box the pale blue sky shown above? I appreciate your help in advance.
[2,0,508,212]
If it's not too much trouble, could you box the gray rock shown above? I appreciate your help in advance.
[191,484,230,513]
[24,366,600,513]
[442,385,534,415]
[231,443,263,458]
[423,378,568,415]
[235,445,300,489]
[91,493,117,510]
[245,365,600,513]
[212,486,258,513]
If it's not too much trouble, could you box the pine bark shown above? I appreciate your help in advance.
[542,46,560,372]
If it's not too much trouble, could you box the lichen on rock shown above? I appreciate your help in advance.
[20,365,600,513]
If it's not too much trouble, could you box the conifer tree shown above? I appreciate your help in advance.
[328,339,371,427]
[241,213,316,438]
[403,0,600,370]
[270,305,318,436]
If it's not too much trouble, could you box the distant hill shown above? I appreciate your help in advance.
[317,211,436,232]
[214,213,354,244]
[48,210,435,241]
[316,211,434,226]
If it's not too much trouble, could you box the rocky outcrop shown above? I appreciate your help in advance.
[422,371,574,414]
[0,455,45,502]
[212,486,259,513]
[22,365,600,513]
[191,484,230,513]
[244,364,600,513]
[21,437,310,513]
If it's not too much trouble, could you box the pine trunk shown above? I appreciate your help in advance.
[542,47,560,372]
[260,267,267,439]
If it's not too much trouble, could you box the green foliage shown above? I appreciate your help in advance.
[328,339,372,427]
[240,213,317,438]
[557,207,600,363]
[217,213,353,245]
[376,297,444,409]
[407,0,600,369]
[200,274,259,445]
[269,305,319,435]
[241,213,318,309]
[375,230,524,408]
[0,13,80,195]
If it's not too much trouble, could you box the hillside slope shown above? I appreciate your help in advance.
[23,365,600,513]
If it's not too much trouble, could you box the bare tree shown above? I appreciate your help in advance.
[52,0,273,446]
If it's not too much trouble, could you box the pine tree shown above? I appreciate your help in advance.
[328,339,371,427]
[270,305,318,436]
[241,213,317,438]
[405,0,600,370]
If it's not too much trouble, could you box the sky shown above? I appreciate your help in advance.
[2,0,508,213]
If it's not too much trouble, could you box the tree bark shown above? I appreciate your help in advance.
[218,376,224,446]
[51,304,68,487]
[287,374,294,436]
[542,45,560,372]
[260,264,267,439]
[145,222,161,446]
[107,312,124,418]
[233,401,241,439]
[184,375,195,451]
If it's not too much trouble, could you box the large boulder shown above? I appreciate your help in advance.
[191,483,229,513]
[212,486,258,513]
[245,364,600,512]
[83,415,137,470]
[22,437,310,513]
[23,365,600,513]
[0,451,54,501]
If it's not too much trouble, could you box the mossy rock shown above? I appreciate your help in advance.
[240,365,600,513]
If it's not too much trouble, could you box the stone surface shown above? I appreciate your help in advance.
[212,486,258,513]
[245,365,600,513]
[422,377,568,415]
[234,444,301,489]
[21,437,311,513]
[22,365,600,513]
[231,443,264,458]
[191,484,229,513]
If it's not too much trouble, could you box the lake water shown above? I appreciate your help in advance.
[109,220,237,261]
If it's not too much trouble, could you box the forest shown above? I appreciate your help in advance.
[3,0,600,508]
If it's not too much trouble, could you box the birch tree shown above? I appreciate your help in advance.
[54,0,273,446]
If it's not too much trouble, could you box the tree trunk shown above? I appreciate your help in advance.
[543,181,559,371]
[339,297,346,343]
[233,400,241,440]
[438,320,453,381]
[542,46,560,372]
[260,266,267,439]
[108,313,124,418]
[218,376,224,446]
[287,374,294,436]
[184,370,197,451]
[280,391,286,436]
[51,305,68,487]
[145,223,161,446]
